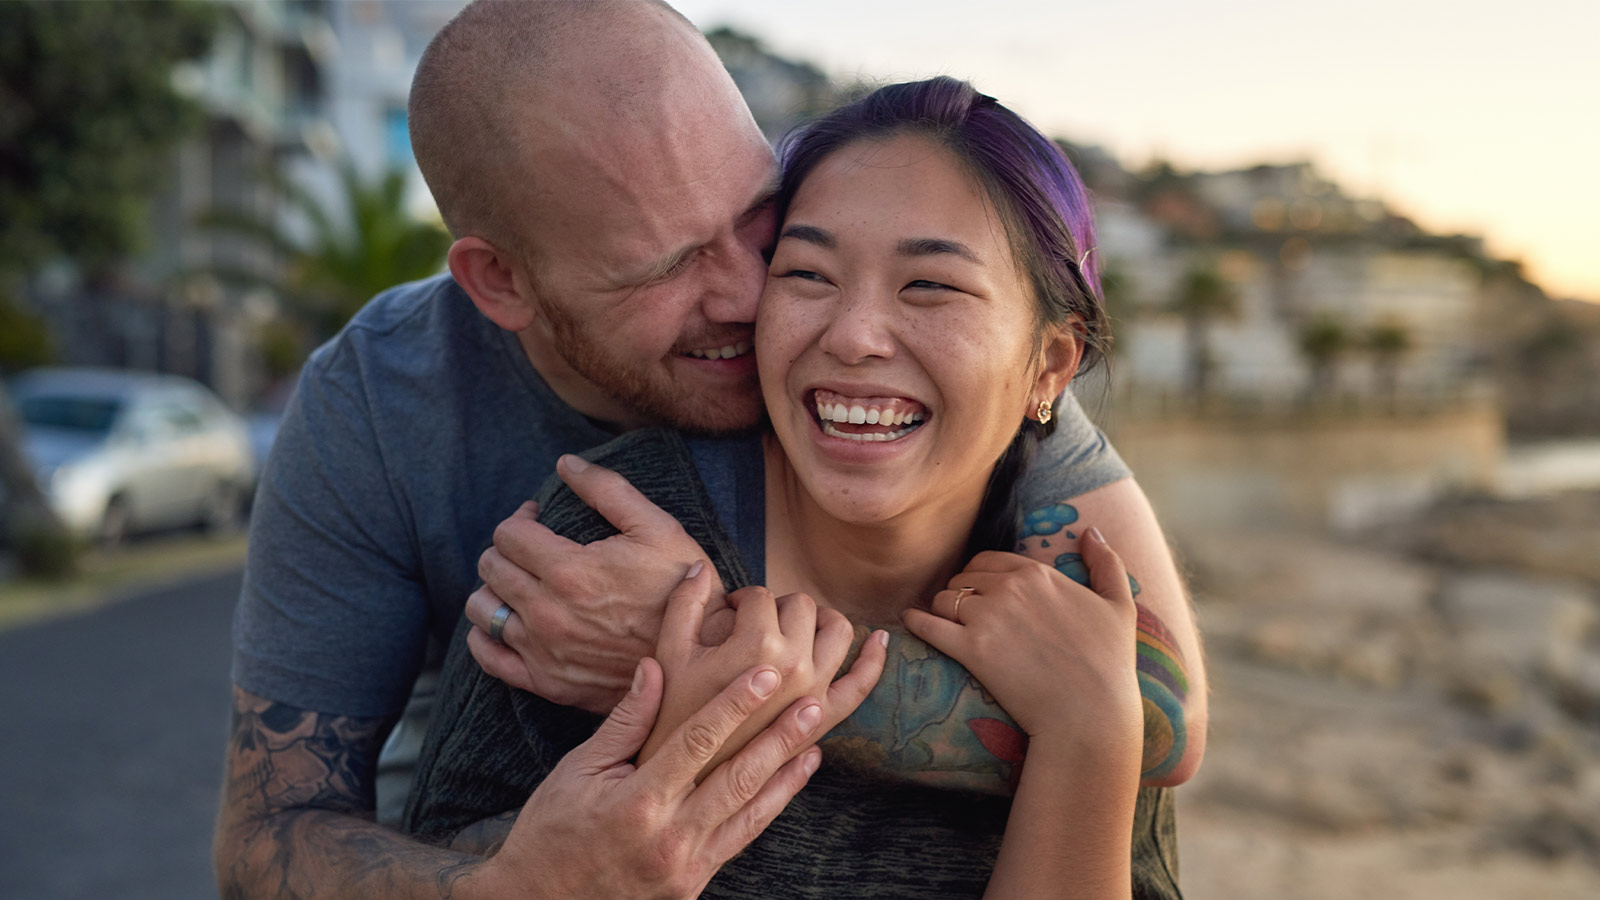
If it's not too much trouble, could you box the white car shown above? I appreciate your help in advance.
[8,368,256,543]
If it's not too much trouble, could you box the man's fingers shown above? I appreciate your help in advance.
[1083,527,1134,605]
[557,453,676,536]
[489,505,579,577]
[637,664,783,795]
[702,745,821,866]
[465,626,540,694]
[570,658,664,774]
[659,562,715,651]
[686,695,824,825]
[464,584,508,632]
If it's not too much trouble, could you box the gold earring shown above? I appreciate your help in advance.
[1035,399,1053,424]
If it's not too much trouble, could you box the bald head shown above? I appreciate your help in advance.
[409,0,743,251]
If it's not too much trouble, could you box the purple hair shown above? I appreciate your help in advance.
[776,76,1109,372]
[775,77,1111,556]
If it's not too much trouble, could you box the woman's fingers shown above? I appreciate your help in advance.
[901,607,968,657]
[810,609,855,672]
[774,591,817,640]
[823,628,888,716]
[658,562,715,651]
[730,585,780,639]
[1082,527,1134,605]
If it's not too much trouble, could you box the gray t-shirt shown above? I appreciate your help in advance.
[232,273,1130,718]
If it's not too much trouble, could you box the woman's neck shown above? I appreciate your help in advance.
[762,435,985,624]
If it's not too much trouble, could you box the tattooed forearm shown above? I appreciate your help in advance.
[215,687,493,900]
[448,812,517,857]
[819,503,1192,792]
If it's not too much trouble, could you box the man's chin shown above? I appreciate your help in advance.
[664,394,768,437]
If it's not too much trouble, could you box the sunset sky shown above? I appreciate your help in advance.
[675,0,1599,302]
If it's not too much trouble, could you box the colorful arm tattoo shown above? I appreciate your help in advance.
[819,503,1190,792]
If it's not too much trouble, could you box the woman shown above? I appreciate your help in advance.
[407,77,1188,898]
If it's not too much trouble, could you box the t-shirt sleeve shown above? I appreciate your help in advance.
[1017,388,1131,509]
[231,342,428,718]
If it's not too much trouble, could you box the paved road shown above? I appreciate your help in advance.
[0,567,242,900]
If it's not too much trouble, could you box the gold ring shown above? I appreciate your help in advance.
[952,586,975,622]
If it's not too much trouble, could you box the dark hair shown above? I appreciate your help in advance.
[775,76,1110,556]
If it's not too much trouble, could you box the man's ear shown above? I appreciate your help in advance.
[448,236,539,333]
[1031,320,1085,409]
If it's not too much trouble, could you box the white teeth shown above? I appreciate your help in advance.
[832,405,849,423]
[848,405,867,424]
[865,408,880,425]
[687,341,751,360]
[821,421,922,442]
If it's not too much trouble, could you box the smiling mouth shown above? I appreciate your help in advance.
[811,389,929,443]
[682,341,752,361]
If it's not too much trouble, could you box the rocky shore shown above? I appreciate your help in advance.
[1173,490,1600,899]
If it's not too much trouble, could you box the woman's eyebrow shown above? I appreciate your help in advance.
[779,224,833,247]
[898,237,980,263]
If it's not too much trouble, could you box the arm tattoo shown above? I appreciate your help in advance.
[819,503,1191,792]
[1018,502,1189,781]
[448,812,517,856]
[217,687,488,900]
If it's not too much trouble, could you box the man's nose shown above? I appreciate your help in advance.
[700,236,765,325]
[818,291,896,365]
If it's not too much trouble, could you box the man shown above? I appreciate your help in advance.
[214,2,1205,898]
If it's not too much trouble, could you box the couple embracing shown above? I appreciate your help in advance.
[217,2,1206,898]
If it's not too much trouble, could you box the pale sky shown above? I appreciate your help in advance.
[675,0,1600,302]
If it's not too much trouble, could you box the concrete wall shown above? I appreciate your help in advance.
[1106,401,1505,533]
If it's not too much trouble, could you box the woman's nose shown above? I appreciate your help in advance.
[818,292,897,364]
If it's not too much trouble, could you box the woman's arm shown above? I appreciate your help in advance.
[904,531,1145,899]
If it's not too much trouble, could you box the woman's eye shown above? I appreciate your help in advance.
[780,269,827,282]
[906,279,955,292]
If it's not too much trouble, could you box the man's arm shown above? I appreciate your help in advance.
[214,687,485,900]
[217,658,833,900]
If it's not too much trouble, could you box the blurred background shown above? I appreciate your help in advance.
[0,1,1596,898]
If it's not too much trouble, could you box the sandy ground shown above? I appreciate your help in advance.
[1168,498,1600,899]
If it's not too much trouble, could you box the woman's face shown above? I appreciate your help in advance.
[757,133,1073,526]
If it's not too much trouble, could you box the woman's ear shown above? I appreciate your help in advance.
[448,236,540,333]
[1030,319,1085,410]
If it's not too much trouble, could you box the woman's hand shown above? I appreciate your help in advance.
[638,563,889,780]
[901,528,1142,760]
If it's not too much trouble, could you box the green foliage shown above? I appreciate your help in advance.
[12,519,80,580]
[0,0,217,274]
[0,291,55,375]
[1298,317,1349,364]
[201,161,451,336]
[1367,320,1414,358]
[1172,262,1238,398]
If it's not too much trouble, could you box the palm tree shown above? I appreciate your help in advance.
[1171,263,1238,401]
[1366,320,1413,407]
[200,159,451,339]
[1298,317,1349,401]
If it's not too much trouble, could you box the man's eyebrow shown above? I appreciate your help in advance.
[779,224,833,248]
[898,237,981,263]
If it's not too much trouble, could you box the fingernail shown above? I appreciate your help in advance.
[875,629,890,648]
[631,661,646,695]
[686,560,704,580]
[751,668,780,697]
[563,454,589,473]
[1088,526,1107,544]
[801,746,822,775]
[797,703,822,732]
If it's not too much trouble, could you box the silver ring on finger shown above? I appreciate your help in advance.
[951,585,976,623]
[488,603,513,643]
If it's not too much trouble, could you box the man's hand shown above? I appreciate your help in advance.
[473,657,828,900]
[465,454,722,713]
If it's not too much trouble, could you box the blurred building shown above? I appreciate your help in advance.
[26,0,462,409]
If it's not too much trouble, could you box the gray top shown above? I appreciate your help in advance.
[231,273,1129,718]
